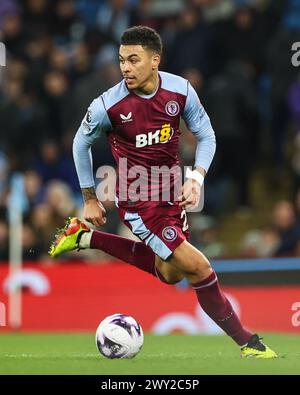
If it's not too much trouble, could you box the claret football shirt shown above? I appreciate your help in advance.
[73,71,216,210]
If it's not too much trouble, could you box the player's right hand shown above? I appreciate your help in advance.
[178,178,201,210]
[83,199,107,227]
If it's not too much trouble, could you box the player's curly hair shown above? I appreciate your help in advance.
[120,26,163,55]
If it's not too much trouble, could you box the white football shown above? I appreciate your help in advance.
[95,313,144,359]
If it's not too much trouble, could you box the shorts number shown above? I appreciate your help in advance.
[181,209,189,232]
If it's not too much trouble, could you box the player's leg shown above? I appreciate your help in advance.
[167,239,251,347]
[49,217,183,284]
[154,256,185,284]
[89,227,183,284]
[167,240,277,358]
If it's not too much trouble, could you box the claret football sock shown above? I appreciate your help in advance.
[191,271,252,346]
[89,229,168,283]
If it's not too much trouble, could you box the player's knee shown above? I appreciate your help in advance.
[162,272,184,284]
[155,259,185,284]
[182,255,211,277]
[171,241,212,276]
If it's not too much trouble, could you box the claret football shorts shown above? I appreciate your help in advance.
[118,202,190,260]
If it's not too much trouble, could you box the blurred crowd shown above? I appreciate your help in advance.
[1,0,300,262]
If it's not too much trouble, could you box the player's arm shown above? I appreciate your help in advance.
[180,82,216,209]
[73,97,112,227]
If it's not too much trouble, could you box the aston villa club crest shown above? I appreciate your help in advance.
[165,101,179,116]
[162,226,178,242]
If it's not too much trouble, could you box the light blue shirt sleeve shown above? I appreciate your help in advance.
[73,96,112,188]
[182,82,216,172]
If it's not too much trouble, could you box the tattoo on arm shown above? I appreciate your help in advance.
[81,187,97,202]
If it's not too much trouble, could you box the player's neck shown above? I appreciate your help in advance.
[134,72,159,96]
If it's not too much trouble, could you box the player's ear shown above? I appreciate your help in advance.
[151,53,160,70]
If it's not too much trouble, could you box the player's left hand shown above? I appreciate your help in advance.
[178,178,201,210]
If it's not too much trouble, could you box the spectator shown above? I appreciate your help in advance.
[33,140,78,192]
[0,151,9,207]
[0,219,8,261]
[23,170,44,212]
[1,13,24,57]
[52,0,83,45]
[44,180,76,221]
[22,222,42,261]
[96,0,131,44]
[241,226,279,258]
[0,0,19,31]
[30,203,57,257]
[204,61,259,209]
[272,200,300,256]
[42,70,71,139]
[166,7,213,76]
[22,0,52,40]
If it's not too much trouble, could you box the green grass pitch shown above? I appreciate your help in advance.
[0,333,299,375]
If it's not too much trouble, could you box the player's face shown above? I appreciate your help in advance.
[119,45,160,91]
